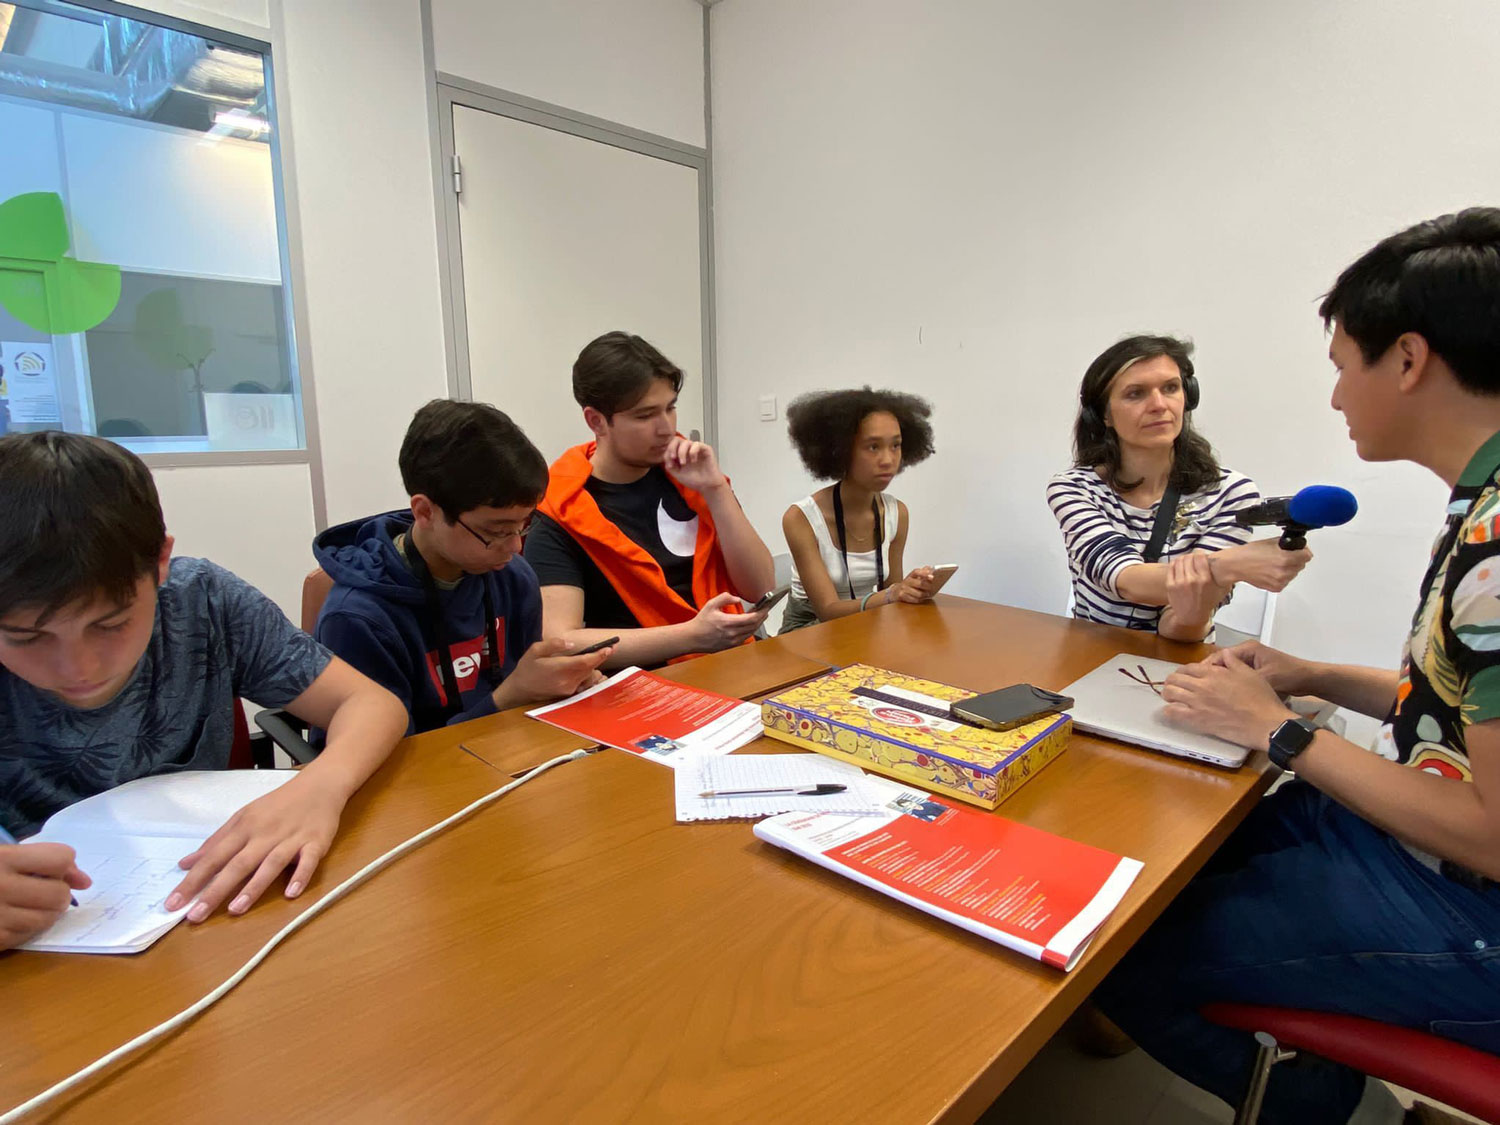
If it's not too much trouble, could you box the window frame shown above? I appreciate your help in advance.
[0,0,321,473]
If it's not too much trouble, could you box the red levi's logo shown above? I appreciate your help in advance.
[424,618,506,704]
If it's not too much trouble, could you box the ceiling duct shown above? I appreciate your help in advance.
[0,8,263,131]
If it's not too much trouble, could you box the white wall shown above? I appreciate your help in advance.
[431,0,705,146]
[270,0,449,526]
[153,462,318,619]
[708,0,1500,669]
[140,0,269,31]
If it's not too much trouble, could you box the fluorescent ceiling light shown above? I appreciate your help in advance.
[213,110,268,134]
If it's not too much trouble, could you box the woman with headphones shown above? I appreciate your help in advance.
[1047,335,1311,641]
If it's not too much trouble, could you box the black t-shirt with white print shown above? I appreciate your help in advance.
[524,466,698,631]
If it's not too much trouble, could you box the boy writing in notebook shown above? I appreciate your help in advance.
[0,433,407,950]
[523,331,776,666]
[314,399,610,733]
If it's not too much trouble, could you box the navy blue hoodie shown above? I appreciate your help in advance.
[313,511,542,734]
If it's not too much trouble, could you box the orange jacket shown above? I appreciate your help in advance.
[537,442,746,636]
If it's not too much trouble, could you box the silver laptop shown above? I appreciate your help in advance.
[1059,653,1252,769]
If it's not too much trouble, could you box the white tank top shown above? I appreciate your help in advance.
[789,492,902,602]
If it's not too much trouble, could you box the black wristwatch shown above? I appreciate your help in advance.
[1267,716,1318,770]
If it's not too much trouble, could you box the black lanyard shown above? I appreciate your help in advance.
[831,487,885,601]
[406,541,500,719]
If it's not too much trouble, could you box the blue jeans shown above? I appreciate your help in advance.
[1094,781,1500,1124]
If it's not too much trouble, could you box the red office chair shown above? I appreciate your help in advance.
[300,566,334,635]
[1203,1003,1500,1124]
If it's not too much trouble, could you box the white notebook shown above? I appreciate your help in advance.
[21,770,296,955]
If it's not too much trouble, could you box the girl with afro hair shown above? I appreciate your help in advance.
[779,387,939,633]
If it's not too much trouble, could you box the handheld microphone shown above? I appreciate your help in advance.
[1234,485,1358,550]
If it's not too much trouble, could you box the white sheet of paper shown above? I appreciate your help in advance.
[36,769,297,840]
[674,754,890,822]
[21,836,191,954]
[21,770,298,954]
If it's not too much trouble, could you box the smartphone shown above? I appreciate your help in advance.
[751,584,792,612]
[949,684,1073,731]
[926,563,960,594]
[575,635,621,655]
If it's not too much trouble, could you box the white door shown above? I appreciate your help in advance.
[450,104,706,463]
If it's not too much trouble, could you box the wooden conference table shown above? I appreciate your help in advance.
[1,597,1275,1123]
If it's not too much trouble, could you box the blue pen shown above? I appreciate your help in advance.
[0,824,79,907]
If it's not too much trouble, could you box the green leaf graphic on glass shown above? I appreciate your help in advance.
[0,193,69,261]
[135,287,215,432]
[134,288,214,371]
[0,192,122,334]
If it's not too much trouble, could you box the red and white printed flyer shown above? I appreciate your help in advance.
[527,666,763,769]
[754,795,1143,970]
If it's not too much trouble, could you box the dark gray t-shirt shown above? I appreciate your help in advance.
[0,557,331,838]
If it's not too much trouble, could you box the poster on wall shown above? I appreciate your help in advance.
[0,342,61,425]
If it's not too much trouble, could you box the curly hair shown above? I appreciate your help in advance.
[786,387,935,481]
[1073,335,1221,495]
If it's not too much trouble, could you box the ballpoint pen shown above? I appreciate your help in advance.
[699,783,847,798]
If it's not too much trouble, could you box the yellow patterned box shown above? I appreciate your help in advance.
[761,664,1070,810]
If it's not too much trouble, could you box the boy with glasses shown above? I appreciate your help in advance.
[315,400,610,734]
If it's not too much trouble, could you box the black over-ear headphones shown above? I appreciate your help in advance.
[1180,358,1201,412]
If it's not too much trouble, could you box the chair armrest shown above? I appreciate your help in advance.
[253,708,319,765]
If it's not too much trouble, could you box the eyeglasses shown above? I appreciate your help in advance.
[455,515,532,549]
[1118,664,1167,696]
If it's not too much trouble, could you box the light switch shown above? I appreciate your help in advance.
[759,394,778,421]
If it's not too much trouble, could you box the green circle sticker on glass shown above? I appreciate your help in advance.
[0,192,122,335]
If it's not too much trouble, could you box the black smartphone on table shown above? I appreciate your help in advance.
[949,684,1073,731]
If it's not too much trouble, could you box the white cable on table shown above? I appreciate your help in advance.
[0,748,593,1125]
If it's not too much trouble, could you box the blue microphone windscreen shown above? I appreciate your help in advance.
[1287,485,1358,528]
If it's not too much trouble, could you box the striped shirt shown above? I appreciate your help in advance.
[1046,465,1260,631]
